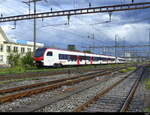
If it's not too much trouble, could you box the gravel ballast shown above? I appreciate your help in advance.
[0,71,131,112]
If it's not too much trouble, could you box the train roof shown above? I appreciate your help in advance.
[41,47,118,58]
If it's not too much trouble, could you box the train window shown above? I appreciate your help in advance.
[93,57,95,61]
[59,54,68,60]
[70,55,77,61]
[68,55,71,61]
[47,52,53,56]
[63,55,68,59]
[93,57,99,61]
[34,48,46,57]
[59,54,63,59]
[80,56,85,61]
[86,56,90,60]
[101,57,107,61]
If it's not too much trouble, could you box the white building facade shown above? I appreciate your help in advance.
[0,27,44,67]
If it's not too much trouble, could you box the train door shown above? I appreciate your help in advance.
[44,51,54,66]
[77,56,80,65]
[90,56,93,64]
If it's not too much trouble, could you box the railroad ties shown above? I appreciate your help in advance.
[74,67,144,112]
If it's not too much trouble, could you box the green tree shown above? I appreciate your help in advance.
[50,44,57,48]
[67,45,76,51]
[83,50,92,53]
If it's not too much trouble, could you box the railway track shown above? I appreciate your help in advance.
[0,69,109,93]
[0,67,124,104]
[9,67,130,112]
[35,68,136,112]
[127,67,145,112]
[0,65,139,112]
[0,66,125,90]
[73,66,144,112]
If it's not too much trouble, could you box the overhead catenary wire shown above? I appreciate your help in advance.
[39,25,99,46]
[0,0,149,55]
[38,21,93,45]
[39,0,111,48]
[36,0,150,56]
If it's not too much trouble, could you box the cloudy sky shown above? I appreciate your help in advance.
[0,0,150,55]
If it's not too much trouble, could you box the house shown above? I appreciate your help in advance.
[0,27,44,67]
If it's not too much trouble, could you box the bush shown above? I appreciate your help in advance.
[7,52,34,73]
[21,52,34,68]
[144,107,150,112]
[7,53,22,67]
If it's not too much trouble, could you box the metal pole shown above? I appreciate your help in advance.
[93,33,94,52]
[33,1,36,54]
[123,38,126,57]
[115,34,117,64]
[29,0,31,14]
[149,29,150,59]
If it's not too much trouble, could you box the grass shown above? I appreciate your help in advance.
[144,79,150,89]
[119,67,136,73]
[0,67,26,74]
[144,107,150,112]
[119,69,129,73]
[0,64,126,75]
[127,67,136,71]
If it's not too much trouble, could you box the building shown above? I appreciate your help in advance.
[123,52,139,62]
[0,27,44,67]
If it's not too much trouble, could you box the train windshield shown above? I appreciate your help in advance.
[34,48,46,57]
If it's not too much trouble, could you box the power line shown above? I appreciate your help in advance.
[0,2,150,22]
[82,44,150,48]
[39,2,110,47]
[39,26,91,44]
[37,1,101,49]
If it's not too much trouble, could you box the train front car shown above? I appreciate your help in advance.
[33,48,47,67]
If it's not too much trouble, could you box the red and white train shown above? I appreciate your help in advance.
[33,48,126,67]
